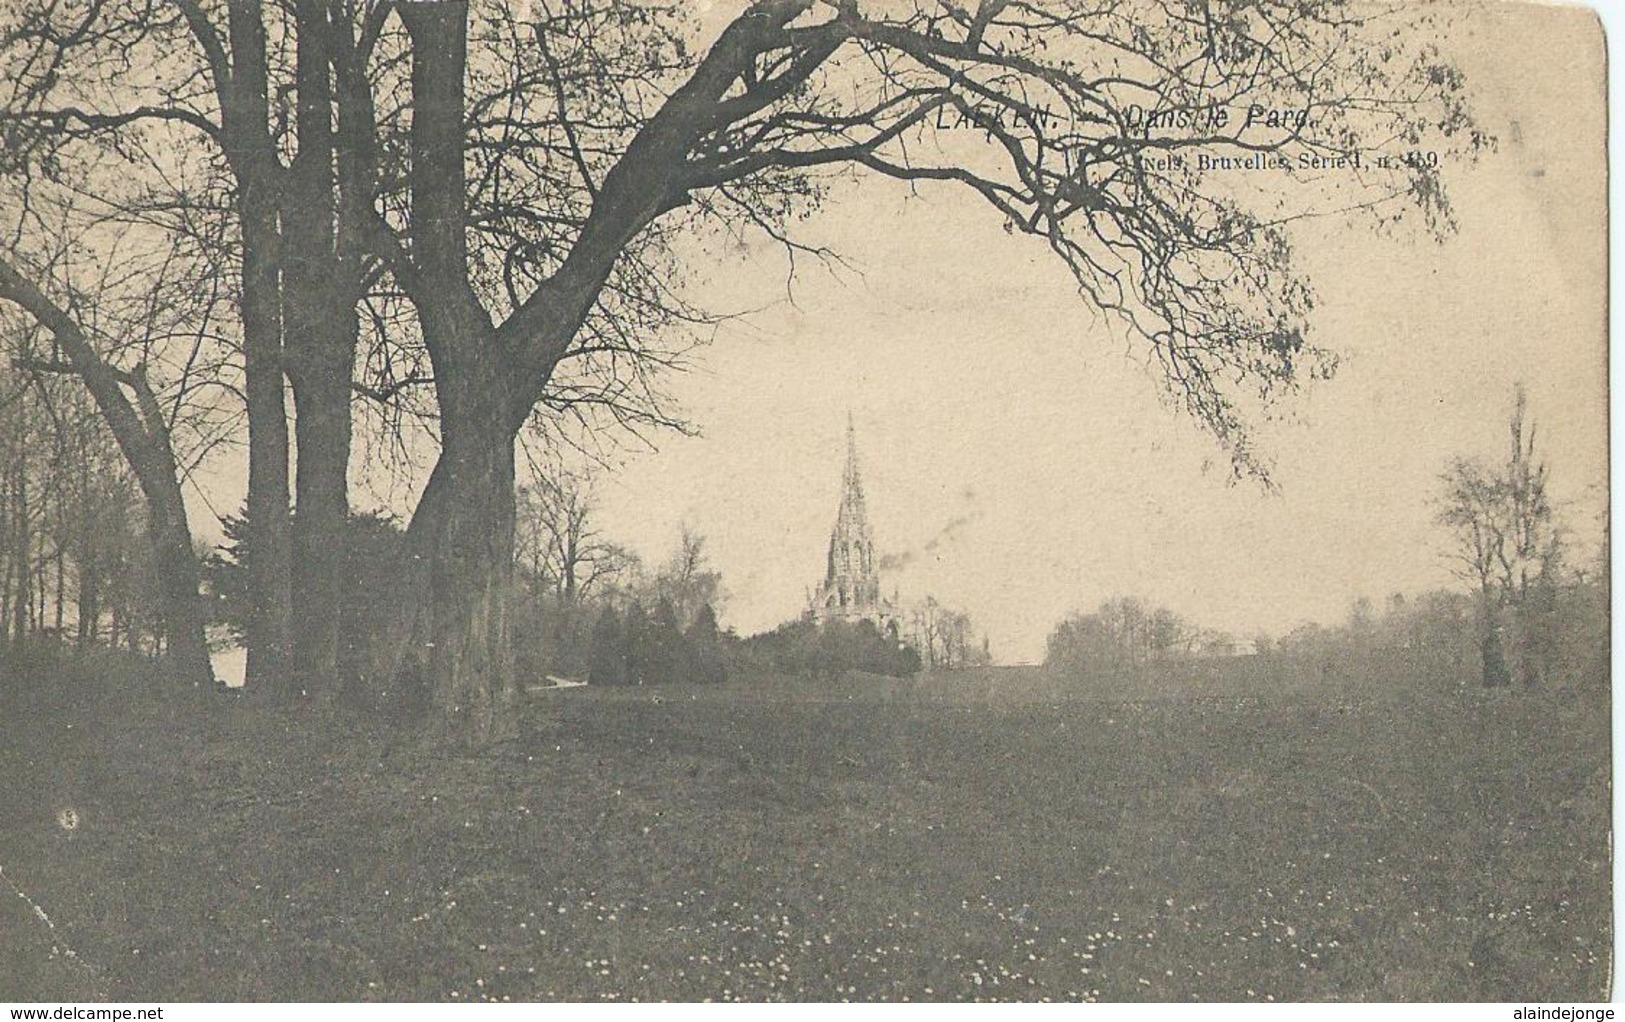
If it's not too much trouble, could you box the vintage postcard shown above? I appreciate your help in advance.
[0,0,1608,1007]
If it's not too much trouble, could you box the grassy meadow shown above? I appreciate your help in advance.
[0,653,1610,1002]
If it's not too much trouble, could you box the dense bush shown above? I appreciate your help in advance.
[206,509,411,680]
[585,599,729,686]
[512,591,593,681]
[586,605,627,686]
[741,617,920,679]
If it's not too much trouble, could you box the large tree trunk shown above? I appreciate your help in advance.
[286,298,356,691]
[369,404,521,745]
[283,0,357,693]
[239,179,294,696]
[225,2,294,696]
[146,469,215,687]
[405,414,521,744]
[385,0,522,744]
[367,324,525,742]
[126,370,216,686]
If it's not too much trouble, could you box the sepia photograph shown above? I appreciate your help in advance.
[0,0,1610,1006]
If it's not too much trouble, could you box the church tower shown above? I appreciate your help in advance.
[811,416,898,633]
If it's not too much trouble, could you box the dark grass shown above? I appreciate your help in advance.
[0,652,1610,1002]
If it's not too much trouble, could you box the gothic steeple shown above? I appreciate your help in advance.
[835,413,869,547]
[811,415,895,631]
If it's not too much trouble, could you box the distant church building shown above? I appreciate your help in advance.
[809,417,901,637]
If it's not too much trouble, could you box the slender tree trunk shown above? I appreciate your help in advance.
[1479,592,1509,688]
[76,482,97,646]
[77,559,96,645]
[240,190,293,692]
[0,258,215,687]
[12,463,27,646]
[0,476,10,649]
[28,526,38,636]
[53,540,63,636]
[34,531,45,635]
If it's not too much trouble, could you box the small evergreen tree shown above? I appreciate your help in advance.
[588,605,627,686]
[686,603,727,684]
[645,597,688,685]
[622,600,650,686]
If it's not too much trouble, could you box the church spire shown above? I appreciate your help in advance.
[839,410,866,526]
[811,414,894,632]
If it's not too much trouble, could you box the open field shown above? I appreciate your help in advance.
[0,655,1610,1002]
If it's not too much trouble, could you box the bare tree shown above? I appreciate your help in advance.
[906,596,980,671]
[514,461,635,605]
[0,2,705,702]
[1436,385,1563,688]
[1147,606,1191,660]
[0,255,216,686]
[0,361,143,653]
[654,525,725,632]
[0,2,413,693]
[1046,595,1202,673]
[912,596,943,670]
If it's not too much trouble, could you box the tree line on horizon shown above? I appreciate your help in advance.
[1,373,1600,701]
[1043,387,1606,695]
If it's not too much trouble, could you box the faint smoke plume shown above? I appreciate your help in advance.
[878,502,985,571]
[876,550,914,571]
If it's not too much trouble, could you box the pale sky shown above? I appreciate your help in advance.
[579,2,1608,664]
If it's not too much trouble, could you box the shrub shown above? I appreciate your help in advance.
[740,617,919,679]
[587,605,628,686]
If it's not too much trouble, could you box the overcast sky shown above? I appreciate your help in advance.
[563,2,1608,664]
